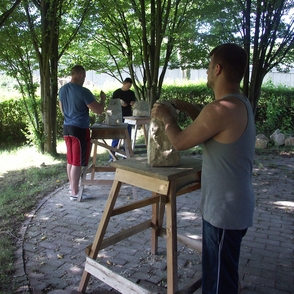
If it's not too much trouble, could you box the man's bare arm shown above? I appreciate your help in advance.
[170,99,201,120]
[87,91,106,114]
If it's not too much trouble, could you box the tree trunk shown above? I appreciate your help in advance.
[249,70,267,114]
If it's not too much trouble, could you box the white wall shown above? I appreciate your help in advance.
[83,68,294,89]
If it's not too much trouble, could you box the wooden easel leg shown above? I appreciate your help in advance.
[123,130,137,200]
[143,124,148,147]
[151,193,166,254]
[78,179,122,292]
[166,182,178,294]
[132,125,138,150]
[151,192,159,254]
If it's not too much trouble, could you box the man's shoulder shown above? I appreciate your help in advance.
[112,88,122,97]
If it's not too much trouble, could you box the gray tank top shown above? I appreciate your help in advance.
[201,94,255,230]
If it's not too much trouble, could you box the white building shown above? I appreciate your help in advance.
[83,68,294,90]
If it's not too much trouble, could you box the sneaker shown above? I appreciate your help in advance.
[70,195,78,201]
[108,158,113,163]
[70,194,92,201]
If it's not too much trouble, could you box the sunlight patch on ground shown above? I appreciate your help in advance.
[186,234,202,240]
[273,201,294,209]
[178,211,199,220]
[0,142,66,175]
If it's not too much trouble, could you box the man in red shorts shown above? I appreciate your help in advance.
[59,65,106,200]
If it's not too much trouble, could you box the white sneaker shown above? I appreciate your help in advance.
[70,195,78,200]
[70,194,92,201]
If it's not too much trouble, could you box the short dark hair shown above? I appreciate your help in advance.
[123,77,133,84]
[71,65,85,76]
[210,43,248,83]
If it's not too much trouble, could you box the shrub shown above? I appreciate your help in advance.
[1,83,293,146]
[0,98,27,147]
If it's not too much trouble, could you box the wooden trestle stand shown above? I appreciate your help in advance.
[78,157,202,293]
[123,116,150,150]
[77,123,134,202]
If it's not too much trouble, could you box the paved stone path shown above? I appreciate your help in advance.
[14,154,294,293]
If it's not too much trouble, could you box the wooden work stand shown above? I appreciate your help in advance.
[123,116,150,150]
[78,157,202,293]
[78,123,134,202]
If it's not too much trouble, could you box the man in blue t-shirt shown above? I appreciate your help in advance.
[59,65,106,200]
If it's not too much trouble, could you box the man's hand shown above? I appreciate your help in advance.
[151,102,174,124]
[100,91,106,104]
[120,99,127,107]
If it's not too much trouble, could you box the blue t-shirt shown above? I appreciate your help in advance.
[59,82,95,129]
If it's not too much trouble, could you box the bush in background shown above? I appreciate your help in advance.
[1,82,293,147]
[256,82,294,136]
[0,98,28,147]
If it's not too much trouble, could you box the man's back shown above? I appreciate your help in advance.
[201,94,255,230]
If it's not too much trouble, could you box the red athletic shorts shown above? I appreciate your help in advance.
[63,125,91,166]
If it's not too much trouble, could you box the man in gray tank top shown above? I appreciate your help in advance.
[151,43,255,293]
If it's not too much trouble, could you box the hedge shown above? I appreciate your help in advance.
[1,83,293,147]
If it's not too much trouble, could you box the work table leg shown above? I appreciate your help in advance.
[151,192,166,255]
[78,179,122,292]
[166,181,178,293]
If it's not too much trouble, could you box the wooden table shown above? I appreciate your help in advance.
[78,157,202,293]
[78,123,134,202]
[123,116,150,150]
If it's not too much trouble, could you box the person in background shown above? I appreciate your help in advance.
[59,65,106,200]
[109,77,136,161]
[151,43,255,293]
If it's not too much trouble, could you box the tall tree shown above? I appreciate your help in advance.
[64,0,201,108]
[193,0,294,113]
[0,0,93,154]
[23,0,94,154]
[241,0,294,113]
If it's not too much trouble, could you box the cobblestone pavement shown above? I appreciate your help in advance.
[13,154,294,294]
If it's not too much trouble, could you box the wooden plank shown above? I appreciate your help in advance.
[111,195,164,216]
[86,220,152,255]
[176,182,201,196]
[100,219,151,249]
[111,157,202,181]
[159,228,202,253]
[85,257,153,294]
[80,179,114,186]
[123,116,151,126]
[165,180,178,293]
[91,124,129,140]
[115,169,169,195]
[94,166,116,172]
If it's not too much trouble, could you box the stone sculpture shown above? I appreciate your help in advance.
[105,99,122,125]
[147,101,181,167]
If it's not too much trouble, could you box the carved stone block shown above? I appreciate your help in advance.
[147,101,181,167]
